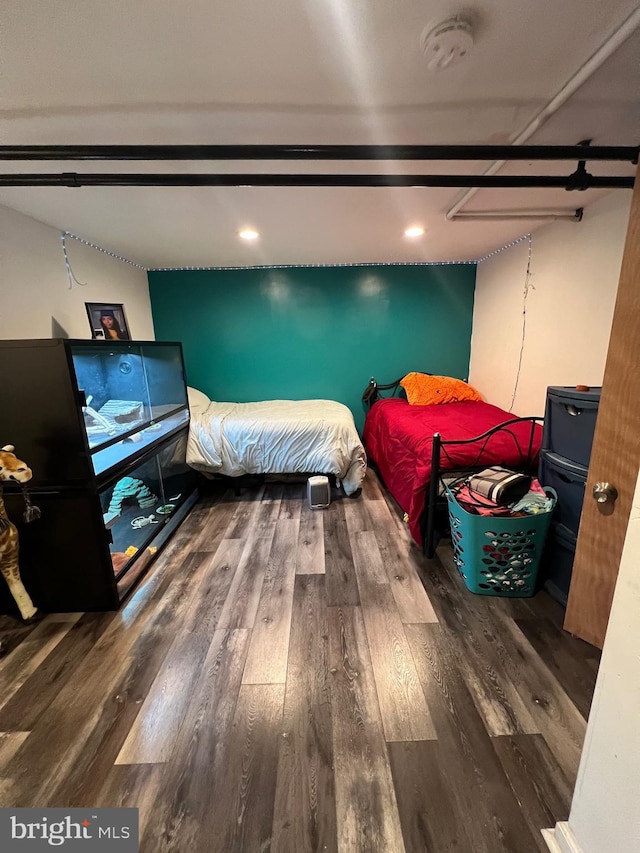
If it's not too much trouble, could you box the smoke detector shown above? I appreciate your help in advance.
[420,15,474,72]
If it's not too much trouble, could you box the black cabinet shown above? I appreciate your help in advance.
[0,339,198,614]
[539,385,601,605]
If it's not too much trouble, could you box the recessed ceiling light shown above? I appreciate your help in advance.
[404,226,425,238]
[239,228,259,241]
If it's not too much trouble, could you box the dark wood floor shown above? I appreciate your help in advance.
[0,471,600,852]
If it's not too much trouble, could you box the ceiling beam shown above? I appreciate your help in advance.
[0,172,633,189]
[0,144,637,162]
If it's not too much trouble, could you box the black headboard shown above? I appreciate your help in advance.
[362,373,433,410]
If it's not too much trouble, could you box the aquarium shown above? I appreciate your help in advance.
[0,337,198,614]
[99,433,193,578]
[70,342,189,477]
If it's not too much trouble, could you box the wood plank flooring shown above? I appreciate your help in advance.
[0,470,600,852]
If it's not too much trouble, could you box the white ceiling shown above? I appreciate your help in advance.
[1,0,638,267]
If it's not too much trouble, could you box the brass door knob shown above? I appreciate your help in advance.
[592,482,618,504]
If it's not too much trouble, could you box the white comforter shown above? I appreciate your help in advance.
[187,398,367,495]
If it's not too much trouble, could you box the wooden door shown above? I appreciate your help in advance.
[564,163,640,648]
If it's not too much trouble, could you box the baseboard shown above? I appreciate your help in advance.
[542,822,585,853]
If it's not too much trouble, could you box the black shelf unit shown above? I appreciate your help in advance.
[0,338,198,614]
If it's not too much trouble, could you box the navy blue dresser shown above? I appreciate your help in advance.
[539,386,601,604]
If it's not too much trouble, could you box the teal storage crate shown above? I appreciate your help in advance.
[445,486,556,597]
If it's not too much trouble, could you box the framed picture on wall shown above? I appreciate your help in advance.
[85,302,131,341]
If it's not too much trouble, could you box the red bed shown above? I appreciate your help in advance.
[363,396,542,551]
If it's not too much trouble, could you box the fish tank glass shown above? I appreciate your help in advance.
[70,342,189,478]
[99,433,193,578]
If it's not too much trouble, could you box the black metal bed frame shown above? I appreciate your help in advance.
[361,377,542,557]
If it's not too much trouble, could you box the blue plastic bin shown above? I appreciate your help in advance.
[445,486,557,597]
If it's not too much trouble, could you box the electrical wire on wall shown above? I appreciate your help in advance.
[60,232,88,289]
[508,233,533,413]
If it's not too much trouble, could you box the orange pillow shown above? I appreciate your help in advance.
[400,373,482,406]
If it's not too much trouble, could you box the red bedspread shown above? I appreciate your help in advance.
[363,398,542,547]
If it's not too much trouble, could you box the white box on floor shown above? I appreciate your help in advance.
[307,475,331,509]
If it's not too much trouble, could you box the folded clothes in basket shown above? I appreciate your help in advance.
[454,477,550,517]
[511,489,555,515]
[454,486,513,516]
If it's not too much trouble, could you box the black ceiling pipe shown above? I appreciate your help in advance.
[0,172,634,188]
[0,144,637,162]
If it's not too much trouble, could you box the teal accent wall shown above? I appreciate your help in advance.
[148,265,476,432]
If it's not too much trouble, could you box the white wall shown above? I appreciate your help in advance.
[0,204,154,340]
[469,191,632,416]
[543,466,640,853]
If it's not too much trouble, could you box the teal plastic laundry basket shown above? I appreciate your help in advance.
[445,486,557,597]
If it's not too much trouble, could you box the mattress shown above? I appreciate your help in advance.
[363,398,542,546]
[187,398,367,495]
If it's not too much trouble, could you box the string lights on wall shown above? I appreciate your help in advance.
[148,259,477,271]
[148,234,534,270]
[475,233,531,263]
[61,231,147,283]
[60,230,533,272]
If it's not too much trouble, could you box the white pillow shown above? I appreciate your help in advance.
[187,386,210,411]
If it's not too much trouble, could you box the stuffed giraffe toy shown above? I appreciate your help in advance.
[0,445,41,622]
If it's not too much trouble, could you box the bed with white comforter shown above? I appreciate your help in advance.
[186,389,367,496]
